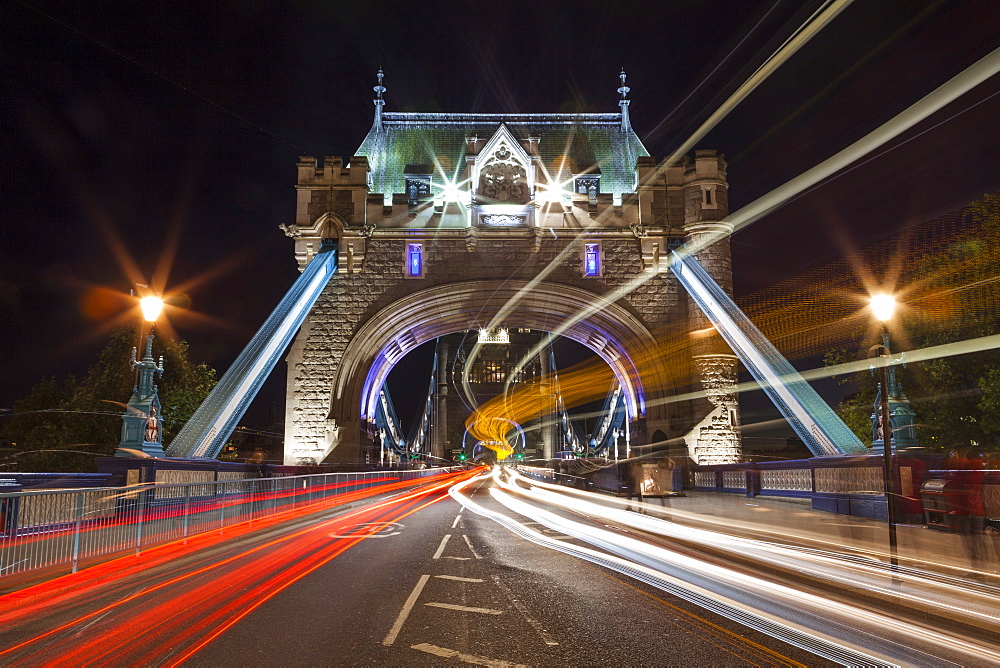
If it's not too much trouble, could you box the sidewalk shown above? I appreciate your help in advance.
[631,491,1000,578]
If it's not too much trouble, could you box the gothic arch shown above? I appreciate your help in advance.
[316,211,348,238]
[327,280,662,434]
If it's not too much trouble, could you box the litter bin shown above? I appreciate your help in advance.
[920,478,964,531]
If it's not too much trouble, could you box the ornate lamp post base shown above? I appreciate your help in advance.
[118,333,166,459]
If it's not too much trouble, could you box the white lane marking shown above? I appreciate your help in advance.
[424,602,503,615]
[435,575,484,583]
[329,522,402,538]
[451,514,462,528]
[410,642,528,667]
[492,575,559,646]
[442,556,471,561]
[432,534,452,559]
[462,534,482,559]
[383,574,430,646]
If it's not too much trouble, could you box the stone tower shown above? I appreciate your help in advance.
[281,72,742,466]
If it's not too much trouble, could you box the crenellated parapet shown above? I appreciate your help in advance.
[285,155,370,270]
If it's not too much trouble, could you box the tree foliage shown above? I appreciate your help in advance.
[1,327,216,472]
[826,194,1000,453]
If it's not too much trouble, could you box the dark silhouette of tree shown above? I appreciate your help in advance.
[826,194,1000,453]
[1,327,216,472]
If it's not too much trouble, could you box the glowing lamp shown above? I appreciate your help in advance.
[140,295,164,322]
[870,293,896,322]
[442,182,467,203]
[538,185,567,203]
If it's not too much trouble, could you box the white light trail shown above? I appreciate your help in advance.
[449,470,1000,666]
[447,473,887,666]
[503,470,1000,627]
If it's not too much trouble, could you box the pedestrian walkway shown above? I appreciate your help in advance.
[631,491,999,578]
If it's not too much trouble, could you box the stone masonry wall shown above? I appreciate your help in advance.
[285,234,684,464]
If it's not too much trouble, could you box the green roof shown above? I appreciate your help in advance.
[355,112,649,201]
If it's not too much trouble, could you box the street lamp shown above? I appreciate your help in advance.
[870,292,895,322]
[868,291,899,574]
[116,285,166,458]
[140,295,164,322]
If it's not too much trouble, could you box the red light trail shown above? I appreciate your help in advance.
[0,469,477,665]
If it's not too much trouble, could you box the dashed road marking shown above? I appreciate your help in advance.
[432,534,452,559]
[425,602,503,615]
[410,642,527,667]
[451,514,463,528]
[435,575,484,583]
[492,575,559,646]
[462,533,482,559]
[382,574,430,646]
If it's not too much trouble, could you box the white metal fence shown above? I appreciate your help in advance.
[0,468,452,578]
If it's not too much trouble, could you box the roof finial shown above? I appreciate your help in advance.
[618,68,630,100]
[372,68,386,133]
[618,68,631,132]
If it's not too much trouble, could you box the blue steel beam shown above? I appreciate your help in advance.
[375,387,406,454]
[670,249,867,457]
[588,385,626,456]
[404,344,438,455]
[166,248,339,458]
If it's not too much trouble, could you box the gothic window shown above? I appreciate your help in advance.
[583,242,602,277]
[478,145,528,204]
[405,176,432,205]
[575,176,600,195]
[405,242,424,278]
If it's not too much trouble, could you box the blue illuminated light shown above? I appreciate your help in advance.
[407,243,423,276]
[584,243,600,277]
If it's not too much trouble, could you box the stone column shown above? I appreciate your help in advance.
[683,151,741,465]
[539,347,556,460]
[432,341,450,461]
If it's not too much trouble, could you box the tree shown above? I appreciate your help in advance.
[1,328,217,472]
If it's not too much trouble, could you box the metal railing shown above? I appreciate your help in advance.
[0,468,451,578]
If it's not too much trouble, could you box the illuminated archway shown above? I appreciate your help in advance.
[328,280,662,441]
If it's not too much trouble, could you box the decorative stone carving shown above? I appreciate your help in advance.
[480,214,526,227]
[279,223,303,238]
[479,146,528,203]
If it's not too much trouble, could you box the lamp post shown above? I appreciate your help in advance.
[868,292,899,574]
[116,288,166,458]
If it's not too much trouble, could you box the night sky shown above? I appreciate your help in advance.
[2,1,999,430]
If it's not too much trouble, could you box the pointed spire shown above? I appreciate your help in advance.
[372,68,386,133]
[617,68,632,131]
[618,68,630,100]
